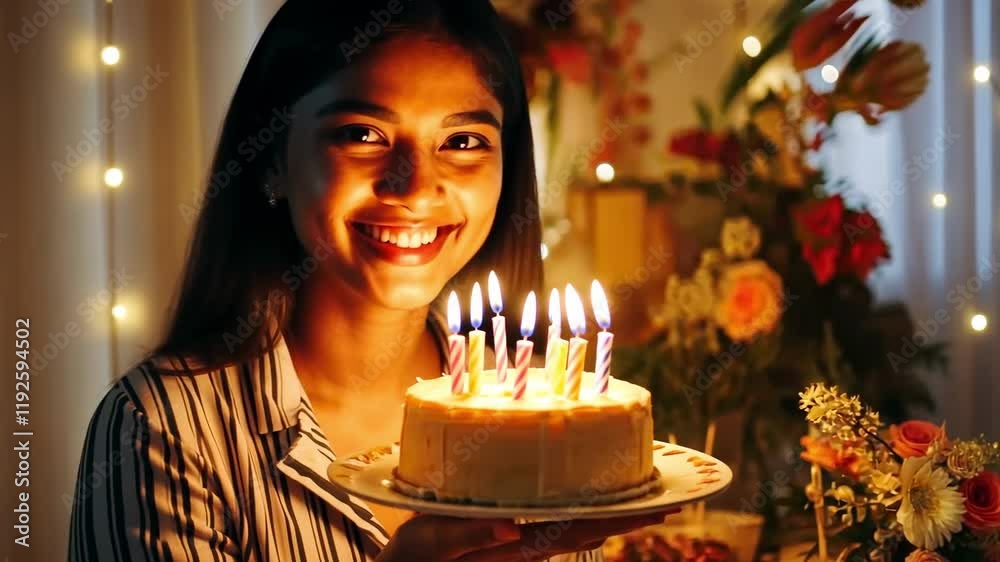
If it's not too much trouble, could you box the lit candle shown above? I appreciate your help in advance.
[514,291,536,400]
[591,280,614,395]
[468,282,485,394]
[564,284,588,400]
[447,292,466,395]
[487,271,508,383]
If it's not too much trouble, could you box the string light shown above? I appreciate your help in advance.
[104,167,124,188]
[821,65,839,84]
[595,162,615,183]
[971,314,988,332]
[540,243,549,261]
[101,45,121,66]
[111,305,128,320]
[742,36,762,58]
[931,193,947,208]
[973,65,991,84]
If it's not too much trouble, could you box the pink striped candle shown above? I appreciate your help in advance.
[446,292,466,395]
[564,284,587,400]
[487,271,508,383]
[591,280,614,395]
[514,291,536,400]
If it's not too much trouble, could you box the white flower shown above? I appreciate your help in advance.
[897,456,965,550]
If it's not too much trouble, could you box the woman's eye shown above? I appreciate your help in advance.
[442,134,489,151]
[328,125,388,146]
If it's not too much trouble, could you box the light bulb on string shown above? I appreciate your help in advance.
[931,193,947,208]
[595,162,615,183]
[742,36,762,58]
[821,65,839,84]
[971,314,988,332]
[973,65,991,84]
[111,304,127,320]
[104,167,124,188]
[101,45,121,66]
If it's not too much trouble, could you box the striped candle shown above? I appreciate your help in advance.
[488,271,508,383]
[468,282,485,395]
[446,292,466,395]
[591,280,614,395]
[514,291,536,400]
[563,284,587,400]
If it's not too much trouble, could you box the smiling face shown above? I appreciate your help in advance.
[278,34,504,310]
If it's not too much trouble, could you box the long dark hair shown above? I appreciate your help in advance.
[155,0,543,368]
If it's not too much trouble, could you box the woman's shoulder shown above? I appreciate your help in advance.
[89,353,245,437]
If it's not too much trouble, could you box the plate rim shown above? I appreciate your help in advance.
[326,441,733,520]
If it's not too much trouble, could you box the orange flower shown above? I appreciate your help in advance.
[790,0,868,70]
[800,436,868,480]
[715,260,783,342]
[839,41,929,111]
[890,420,948,458]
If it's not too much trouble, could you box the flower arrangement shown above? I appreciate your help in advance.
[799,383,1000,561]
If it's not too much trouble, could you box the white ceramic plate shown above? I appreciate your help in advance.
[326,441,732,521]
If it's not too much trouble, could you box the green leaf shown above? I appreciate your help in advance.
[694,98,714,129]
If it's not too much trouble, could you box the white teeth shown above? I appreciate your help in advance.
[359,224,442,248]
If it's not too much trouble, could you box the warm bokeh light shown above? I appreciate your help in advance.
[595,162,615,183]
[973,65,991,84]
[104,167,124,188]
[971,314,988,332]
[931,193,948,208]
[540,243,549,260]
[101,46,121,66]
[821,65,839,84]
[111,304,127,319]
[742,36,762,58]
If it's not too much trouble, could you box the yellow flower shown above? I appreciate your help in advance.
[715,260,783,341]
[897,456,965,550]
[721,217,762,259]
[946,440,988,480]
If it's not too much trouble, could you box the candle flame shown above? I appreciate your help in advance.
[521,291,536,338]
[487,270,503,313]
[591,280,611,330]
[548,288,561,330]
[564,284,586,336]
[470,282,483,329]
[447,291,461,334]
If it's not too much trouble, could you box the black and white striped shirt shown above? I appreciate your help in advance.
[68,327,603,561]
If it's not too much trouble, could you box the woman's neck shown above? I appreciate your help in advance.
[284,273,437,404]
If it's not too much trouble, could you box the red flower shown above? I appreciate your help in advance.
[625,20,643,41]
[631,62,649,82]
[795,195,845,239]
[669,129,722,162]
[889,420,947,458]
[961,471,1000,530]
[546,41,593,84]
[718,132,742,171]
[840,211,889,280]
[803,244,840,285]
[790,0,868,70]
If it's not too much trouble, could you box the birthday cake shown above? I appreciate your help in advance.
[394,368,657,506]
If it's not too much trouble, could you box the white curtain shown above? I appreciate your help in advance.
[1,1,281,558]
[825,0,998,438]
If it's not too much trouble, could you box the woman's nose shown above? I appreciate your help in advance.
[374,149,446,214]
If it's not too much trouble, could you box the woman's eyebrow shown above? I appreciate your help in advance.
[315,99,400,123]
[315,99,500,131]
[441,110,501,131]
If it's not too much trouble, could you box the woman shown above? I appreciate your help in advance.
[68,1,674,560]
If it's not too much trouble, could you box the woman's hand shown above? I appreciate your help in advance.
[376,509,679,562]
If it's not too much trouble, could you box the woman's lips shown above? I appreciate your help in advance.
[349,222,460,266]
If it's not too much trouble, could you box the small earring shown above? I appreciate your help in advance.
[263,183,278,208]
